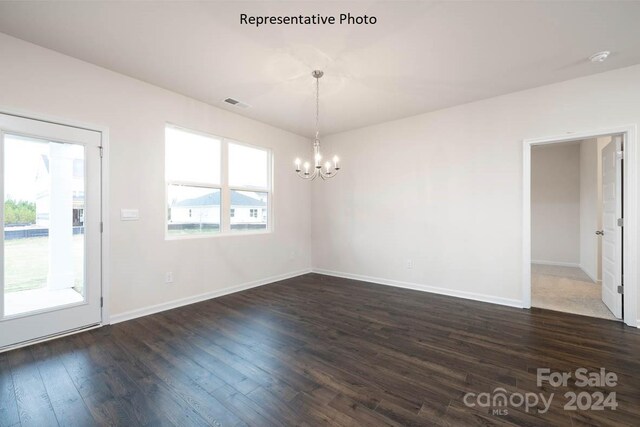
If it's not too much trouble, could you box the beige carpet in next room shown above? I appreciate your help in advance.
[532,264,618,321]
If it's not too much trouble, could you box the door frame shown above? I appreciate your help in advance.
[0,107,110,348]
[522,125,637,327]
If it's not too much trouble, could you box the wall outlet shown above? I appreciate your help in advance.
[406,259,413,269]
[165,272,174,284]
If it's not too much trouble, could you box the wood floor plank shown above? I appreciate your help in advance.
[100,331,212,427]
[0,352,20,427]
[28,342,95,427]
[2,273,640,426]
[244,386,302,425]
[111,322,244,427]
[7,348,58,427]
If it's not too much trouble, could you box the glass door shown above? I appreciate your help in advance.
[0,113,102,349]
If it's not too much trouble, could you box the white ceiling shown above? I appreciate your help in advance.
[1,1,640,137]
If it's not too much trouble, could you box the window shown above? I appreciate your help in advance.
[165,126,221,237]
[229,143,268,188]
[73,159,84,178]
[229,141,270,231]
[165,125,271,237]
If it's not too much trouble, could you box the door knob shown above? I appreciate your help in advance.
[595,230,604,236]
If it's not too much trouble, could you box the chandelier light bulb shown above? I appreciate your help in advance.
[325,161,331,172]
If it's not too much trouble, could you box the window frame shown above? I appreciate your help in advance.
[165,124,273,240]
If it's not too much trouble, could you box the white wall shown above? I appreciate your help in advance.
[579,139,598,281]
[579,137,610,282]
[312,63,640,315]
[531,143,580,266]
[0,34,312,318]
[596,136,612,282]
[2,32,639,325]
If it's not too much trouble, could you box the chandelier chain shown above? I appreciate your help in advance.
[315,74,320,140]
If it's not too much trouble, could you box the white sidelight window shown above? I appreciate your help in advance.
[165,125,271,238]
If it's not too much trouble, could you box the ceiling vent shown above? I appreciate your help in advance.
[224,97,250,108]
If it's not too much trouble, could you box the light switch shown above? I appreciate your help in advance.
[120,208,139,221]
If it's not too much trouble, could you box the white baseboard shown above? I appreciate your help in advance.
[579,264,598,283]
[312,268,523,309]
[533,260,599,283]
[531,260,580,268]
[109,268,312,324]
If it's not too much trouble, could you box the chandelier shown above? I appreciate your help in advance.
[294,70,340,180]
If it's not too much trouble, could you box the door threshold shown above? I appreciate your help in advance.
[531,306,622,323]
[0,322,102,353]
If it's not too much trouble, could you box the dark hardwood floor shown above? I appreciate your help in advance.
[1,273,639,426]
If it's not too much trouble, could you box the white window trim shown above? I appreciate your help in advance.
[165,125,273,240]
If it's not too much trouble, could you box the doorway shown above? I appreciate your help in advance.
[523,127,638,327]
[0,113,103,350]
[530,137,618,319]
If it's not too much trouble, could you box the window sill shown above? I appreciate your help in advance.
[165,229,272,241]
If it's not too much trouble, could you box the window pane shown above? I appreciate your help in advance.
[166,126,220,184]
[229,143,268,188]
[230,191,268,231]
[4,135,86,316]
[167,185,220,236]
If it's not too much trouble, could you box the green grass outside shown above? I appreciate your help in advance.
[4,235,84,293]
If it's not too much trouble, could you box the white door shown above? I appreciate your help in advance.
[0,113,102,349]
[600,135,623,319]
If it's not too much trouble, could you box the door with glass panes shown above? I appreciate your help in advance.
[0,113,102,349]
